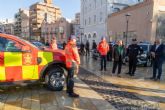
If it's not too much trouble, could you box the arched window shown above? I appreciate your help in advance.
[88,34,91,39]
[93,33,96,38]
[84,34,87,42]
[85,34,87,38]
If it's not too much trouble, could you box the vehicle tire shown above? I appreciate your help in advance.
[45,66,66,91]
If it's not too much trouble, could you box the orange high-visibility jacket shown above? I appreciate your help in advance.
[65,41,80,68]
[50,42,57,50]
[97,41,109,55]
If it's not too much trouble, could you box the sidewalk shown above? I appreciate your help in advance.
[80,56,165,110]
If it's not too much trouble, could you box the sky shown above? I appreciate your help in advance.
[0,0,80,22]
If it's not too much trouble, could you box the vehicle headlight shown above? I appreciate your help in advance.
[141,54,147,58]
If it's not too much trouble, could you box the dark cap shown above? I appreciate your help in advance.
[101,36,105,40]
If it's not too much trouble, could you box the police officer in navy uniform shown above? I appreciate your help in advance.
[126,38,143,76]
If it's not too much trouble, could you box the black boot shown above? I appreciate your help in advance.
[68,92,79,98]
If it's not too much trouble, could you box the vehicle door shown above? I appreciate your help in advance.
[0,36,38,82]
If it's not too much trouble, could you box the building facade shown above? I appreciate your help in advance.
[71,13,81,42]
[41,17,71,43]
[29,0,61,41]
[0,23,5,33]
[72,24,81,42]
[0,19,14,35]
[4,23,15,35]
[72,13,80,24]
[80,0,141,45]
[14,9,29,39]
[107,0,165,44]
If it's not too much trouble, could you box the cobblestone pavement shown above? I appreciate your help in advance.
[0,79,113,110]
[79,68,159,110]
[79,56,165,110]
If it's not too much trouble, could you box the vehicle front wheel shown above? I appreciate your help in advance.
[45,67,66,91]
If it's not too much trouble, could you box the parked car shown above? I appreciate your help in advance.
[57,43,63,50]
[31,41,47,50]
[0,33,67,91]
[124,42,152,67]
[92,49,100,60]
[137,43,152,67]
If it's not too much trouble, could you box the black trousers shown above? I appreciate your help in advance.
[112,60,122,74]
[129,58,137,75]
[107,52,112,61]
[100,55,107,70]
[66,67,75,93]
[86,48,90,56]
[153,60,163,79]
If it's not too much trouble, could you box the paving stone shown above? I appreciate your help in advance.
[78,67,160,110]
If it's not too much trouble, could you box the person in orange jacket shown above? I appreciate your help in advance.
[50,37,57,50]
[65,35,80,98]
[97,37,109,71]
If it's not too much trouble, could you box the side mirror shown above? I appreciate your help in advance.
[22,46,31,52]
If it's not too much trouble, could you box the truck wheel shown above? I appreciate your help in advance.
[45,67,65,91]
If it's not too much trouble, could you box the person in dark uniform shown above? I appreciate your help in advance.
[126,39,143,76]
[80,42,85,55]
[85,40,90,56]
[92,40,97,50]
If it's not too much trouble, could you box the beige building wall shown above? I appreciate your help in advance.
[41,18,71,43]
[4,23,14,35]
[14,9,29,39]
[21,9,30,39]
[107,0,165,44]
[107,0,154,44]
[44,0,52,4]
[29,0,61,40]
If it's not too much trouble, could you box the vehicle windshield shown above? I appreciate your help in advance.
[14,36,39,49]
[139,44,148,51]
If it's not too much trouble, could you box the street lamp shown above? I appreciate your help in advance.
[125,13,131,46]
